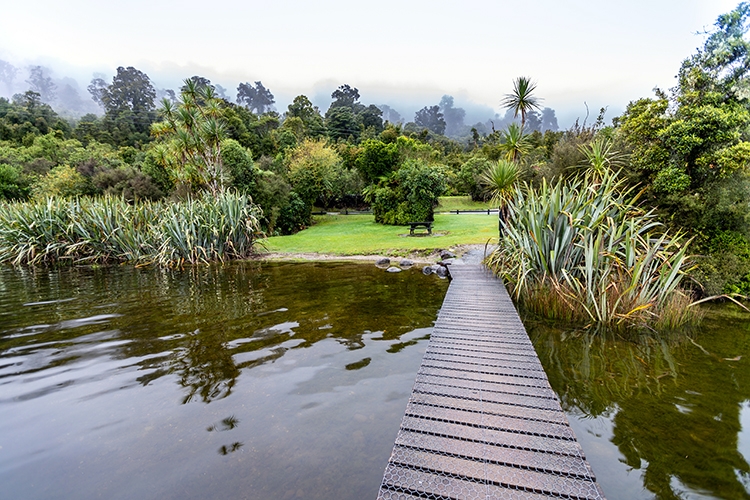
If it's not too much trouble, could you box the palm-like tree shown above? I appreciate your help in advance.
[501,77,541,130]
[578,136,629,182]
[480,159,521,235]
[152,79,228,196]
[500,123,530,162]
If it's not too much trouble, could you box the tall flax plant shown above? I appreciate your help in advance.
[157,193,260,266]
[0,193,261,267]
[486,171,698,331]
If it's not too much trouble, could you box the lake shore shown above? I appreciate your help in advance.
[253,243,492,265]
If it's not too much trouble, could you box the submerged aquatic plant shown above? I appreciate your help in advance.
[0,192,261,267]
[485,170,699,331]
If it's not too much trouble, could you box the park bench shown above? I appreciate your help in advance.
[409,221,432,235]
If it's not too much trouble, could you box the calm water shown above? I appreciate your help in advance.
[2,263,750,499]
[527,308,750,500]
[0,262,448,500]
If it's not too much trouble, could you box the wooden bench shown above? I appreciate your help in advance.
[409,222,432,235]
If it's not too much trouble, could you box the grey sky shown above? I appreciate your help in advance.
[0,0,741,126]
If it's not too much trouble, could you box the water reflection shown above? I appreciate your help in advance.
[527,309,750,500]
[0,262,447,500]
[0,262,444,405]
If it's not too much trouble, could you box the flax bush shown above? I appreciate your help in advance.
[0,192,261,267]
[485,171,699,331]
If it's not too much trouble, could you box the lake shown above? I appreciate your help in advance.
[0,261,749,499]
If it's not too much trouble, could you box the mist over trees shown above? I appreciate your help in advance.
[3,2,750,300]
[0,58,561,143]
[323,84,384,141]
[0,62,569,245]
[413,105,446,135]
[237,81,275,114]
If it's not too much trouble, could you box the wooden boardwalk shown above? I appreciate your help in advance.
[377,264,606,500]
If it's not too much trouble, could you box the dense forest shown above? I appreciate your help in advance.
[1,3,750,298]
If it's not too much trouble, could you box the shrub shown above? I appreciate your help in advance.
[355,139,399,183]
[457,157,493,200]
[286,139,343,208]
[221,139,256,195]
[252,170,310,235]
[92,166,164,201]
[32,164,93,199]
[0,163,31,201]
[371,159,447,225]
[0,192,261,266]
[486,170,698,331]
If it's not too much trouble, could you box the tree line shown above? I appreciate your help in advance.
[1,2,750,297]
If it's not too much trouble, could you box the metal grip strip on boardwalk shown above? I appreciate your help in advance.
[377,264,606,500]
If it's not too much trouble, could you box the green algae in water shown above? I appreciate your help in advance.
[0,261,448,500]
[527,306,750,500]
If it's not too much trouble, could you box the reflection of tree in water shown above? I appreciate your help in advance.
[123,263,265,403]
[172,328,241,403]
[0,262,446,406]
[528,315,750,499]
[162,263,446,403]
[207,415,243,455]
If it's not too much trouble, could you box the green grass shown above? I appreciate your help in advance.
[263,213,499,255]
[436,196,493,212]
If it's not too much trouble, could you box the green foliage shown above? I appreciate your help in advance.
[486,171,697,331]
[86,67,158,148]
[220,139,255,195]
[394,135,437,162]
[0,93,68,144]
[151,80,228,196]
[325,106,359,141]
[141,148,174,194]
[359,104,384,134]
[614,4,750,294]
[0,163,30,200]
[91,166,164,201]
[286,95,326,138]
[0,192,261,266]
[479,159,521,215]
[32,164,92,199]
[275,191,311,235]
[324,85,385,142]
[652,165,691,194]
[286,140,344,208]
[693,230,750,295]
[355,139,399,183]
[457,156,493,200]
[252,170,310,235]
[498,123,530,162]
[578,135,629,180]
[371,159,447,225]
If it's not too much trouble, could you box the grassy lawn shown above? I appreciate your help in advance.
[436,196,493,212]
[262,213,499,255]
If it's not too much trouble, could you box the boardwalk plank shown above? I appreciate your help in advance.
[377,263,605,499]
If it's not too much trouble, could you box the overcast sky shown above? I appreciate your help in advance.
[0,0,742,127]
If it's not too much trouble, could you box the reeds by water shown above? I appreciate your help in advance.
[486,172,700,331]
[0,193,261,267]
